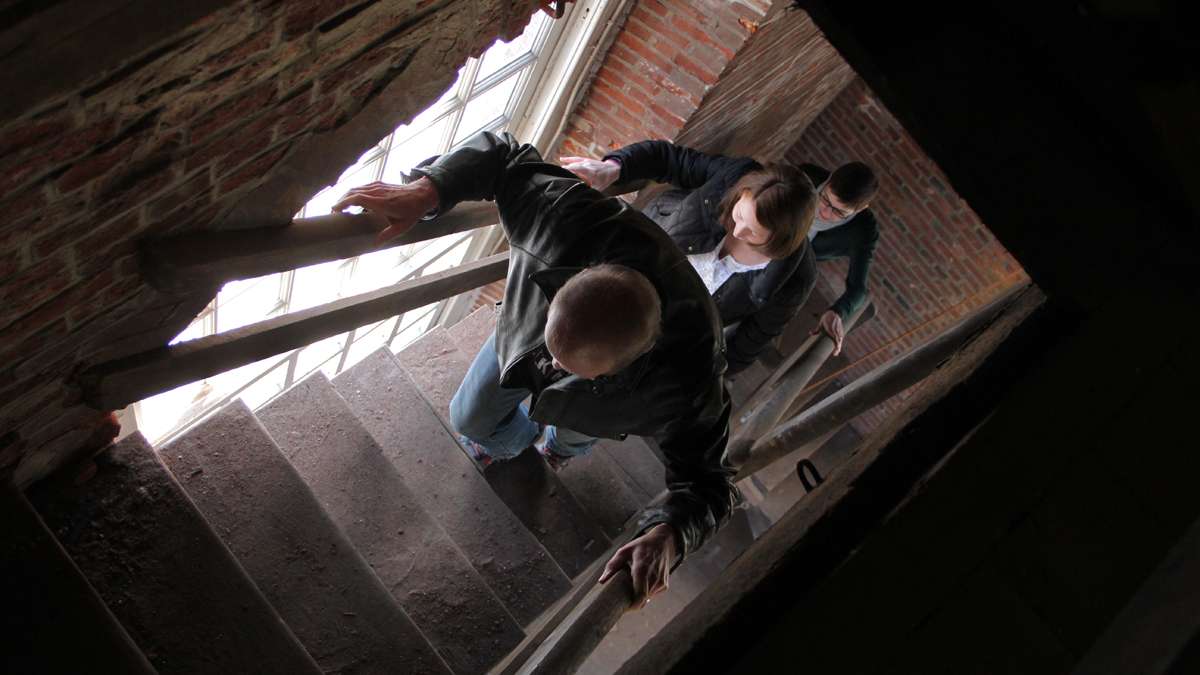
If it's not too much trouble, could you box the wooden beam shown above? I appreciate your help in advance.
[736,283,1029,480]
[83,252,509,409]
[142,202,500,292]
[728,301,872,466]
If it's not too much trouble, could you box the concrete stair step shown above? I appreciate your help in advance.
[333,347,570,626]
[596,435,665,504]
[555,442,645,539]
[445,304,497,357]
[160,400,451,675]
[29,433,320,675]
[256,372,524,675]
[396,327,610,579]
[481,447,610,578]
[3,483,156,675]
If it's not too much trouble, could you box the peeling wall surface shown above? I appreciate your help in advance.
[0,0,549,486]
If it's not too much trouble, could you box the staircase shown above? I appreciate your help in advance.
[19,305,684,674]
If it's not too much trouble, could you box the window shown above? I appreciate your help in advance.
[136,2,622,444]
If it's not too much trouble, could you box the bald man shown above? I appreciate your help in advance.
[334,131,737,609]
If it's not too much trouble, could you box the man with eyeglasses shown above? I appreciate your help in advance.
[800,162,880,355]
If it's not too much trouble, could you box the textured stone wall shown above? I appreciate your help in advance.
[0,0,547,487]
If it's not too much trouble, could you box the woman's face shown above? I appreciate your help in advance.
[730,191,772,246]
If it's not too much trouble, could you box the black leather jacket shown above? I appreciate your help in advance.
[411,132,739,560]
[605,141,817,373]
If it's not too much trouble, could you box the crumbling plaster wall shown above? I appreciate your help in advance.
[0,0,548,487]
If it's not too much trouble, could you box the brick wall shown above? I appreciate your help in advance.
[786,78,1030,432]
[0,0,547,487]
[557,0,770,159]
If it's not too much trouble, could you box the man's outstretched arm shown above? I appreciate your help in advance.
[333,131,587,246]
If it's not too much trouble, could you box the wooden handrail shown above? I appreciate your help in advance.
[735,283,1028,479]
[727,301,872,467]
[142,202,500,292]
[82,252,509,409]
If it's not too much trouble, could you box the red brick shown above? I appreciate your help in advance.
[217,144,290,195]
[145,170,213,225]
[641,0,670,18]
[0,112,73,160]
[646,101,687,130]
[669,13,729,57]
[614,34,673,74]
[190,80,277,145]
[56,137,136,194]
[200,28,274,75]
[592,80,646,116]
[43,118,118,168]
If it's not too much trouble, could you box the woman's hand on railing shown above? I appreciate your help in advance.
[332,177,441,246]
[598,522,677,610]
[560,156,621,192]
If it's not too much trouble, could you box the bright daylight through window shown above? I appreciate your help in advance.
[134,5,601,444]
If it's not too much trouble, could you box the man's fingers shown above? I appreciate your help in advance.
[599,547,631,584]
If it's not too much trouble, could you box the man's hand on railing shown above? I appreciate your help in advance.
[332,177,441,246]
[560,156,621,192]
[810,309,846,356]
[597,522,677,610]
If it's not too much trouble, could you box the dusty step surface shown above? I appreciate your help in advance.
[596,436,665,503]
[445,304,497,357]
[3,483,156,675]
[482,447,610,578]
[555,442,645,539]
[161,400,450,675]
[333,347,571,626]
[397,328,610,579]
[256,372,524,675]
[30,433,320,675]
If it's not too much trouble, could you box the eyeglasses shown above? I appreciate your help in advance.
[819,189,855,220]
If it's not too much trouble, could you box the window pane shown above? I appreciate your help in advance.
[477,12,547,81]
[455,73,520,142]
[382,116,450,184]
[345,319,391,368]
[290,259,348,311]
[215,273,286,333]
[303,158,380,217]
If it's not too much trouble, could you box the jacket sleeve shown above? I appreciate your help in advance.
[726,245,818,374]
[830,214,880,321]
[603,140,748,191]
[636,384,740,566]
[408,130,588,247]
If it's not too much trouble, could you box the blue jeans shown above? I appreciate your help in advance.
[449,331,597,461]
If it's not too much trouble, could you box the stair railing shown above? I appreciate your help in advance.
[93,187,1029,674]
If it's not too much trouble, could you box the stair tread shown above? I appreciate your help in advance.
[333,347,571,626]
[556,441,646,538]
[597,435,665,503]
[3,483,156,675]
[482,448,611,578]
[396,328,610,579]
[257,372,524,675]
[30,433,321,675]
[161,400,450,675]
[445,304,498,358]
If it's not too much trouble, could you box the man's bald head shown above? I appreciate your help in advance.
[545,264,662,379]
